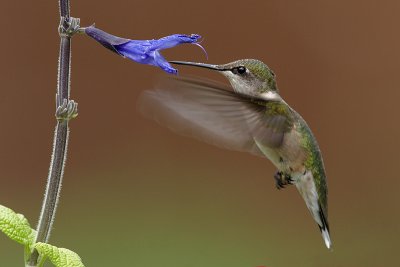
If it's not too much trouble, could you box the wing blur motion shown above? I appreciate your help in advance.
[138,76,291,157]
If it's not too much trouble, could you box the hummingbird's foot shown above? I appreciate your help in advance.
[274,171,293,190]
[284,174,294,185]
[274,171,285,189]
[56,99,78,122]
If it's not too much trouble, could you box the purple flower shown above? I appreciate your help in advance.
[84,26,206,74]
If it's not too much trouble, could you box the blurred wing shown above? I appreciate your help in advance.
[138,76,292,157]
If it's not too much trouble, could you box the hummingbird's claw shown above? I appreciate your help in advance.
[274,171,293,190]
[274,171,285,189]
[285,174,294,185]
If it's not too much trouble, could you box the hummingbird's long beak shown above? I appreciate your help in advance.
[169,61,227,71]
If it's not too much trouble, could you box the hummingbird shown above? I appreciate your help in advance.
[138,59,331,249]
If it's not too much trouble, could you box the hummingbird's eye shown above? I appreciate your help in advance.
[232,66,247,75]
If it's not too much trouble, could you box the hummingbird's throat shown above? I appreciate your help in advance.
[259,91,282,101]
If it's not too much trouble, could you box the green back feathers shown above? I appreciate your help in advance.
[298,116,328,215]
[265,101,294,133]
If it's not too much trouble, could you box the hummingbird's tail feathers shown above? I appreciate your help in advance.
[318,207,332,250]
[295,171,331,249]
[320,227,332,250]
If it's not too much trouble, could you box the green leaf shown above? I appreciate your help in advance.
[34,242,85,267]
[0,204,36,247]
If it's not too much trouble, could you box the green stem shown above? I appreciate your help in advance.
[26,0,79,266]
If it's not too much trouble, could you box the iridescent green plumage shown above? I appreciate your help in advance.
[297,114,328,216]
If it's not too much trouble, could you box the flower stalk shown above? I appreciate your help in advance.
[26,0,79,266]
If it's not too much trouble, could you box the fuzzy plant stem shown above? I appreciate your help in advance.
[26,1,79,266]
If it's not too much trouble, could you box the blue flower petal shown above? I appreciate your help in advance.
[85,26,205,74]
[149,34,201,50]
[116,42,149,63]
[114,34,202,73]
[153,51,178,74]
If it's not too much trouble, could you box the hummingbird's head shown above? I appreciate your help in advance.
[221,59,278,95]
[170,59,279,99]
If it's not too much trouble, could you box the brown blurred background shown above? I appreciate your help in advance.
[1,1,399,266]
